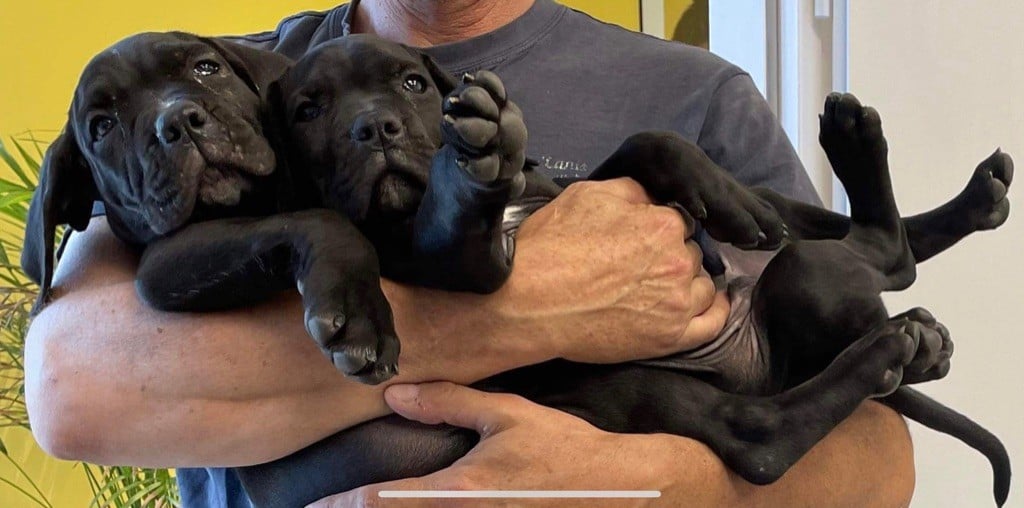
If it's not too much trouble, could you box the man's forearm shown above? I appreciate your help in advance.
[27,279,378,467]
[24,221,556,468]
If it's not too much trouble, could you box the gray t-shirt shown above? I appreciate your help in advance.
[179,1,820,506]
[228,0,820,202]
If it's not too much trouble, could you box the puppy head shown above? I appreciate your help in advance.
[22,32,290,310]
[276,34,457,229]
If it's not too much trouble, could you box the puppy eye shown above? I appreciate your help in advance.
[403,74,428,93]
[194,60,221,76]
[89,116,116,141]
[295,101,325,122]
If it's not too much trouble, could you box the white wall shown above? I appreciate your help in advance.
[708,0,767,94]
[847,1,1024,506]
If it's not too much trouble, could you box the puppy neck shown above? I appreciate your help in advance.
[351,0,535,47]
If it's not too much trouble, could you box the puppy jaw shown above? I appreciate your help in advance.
[319,136,435,225]
[140,101,277,234]
[141,146,203,235]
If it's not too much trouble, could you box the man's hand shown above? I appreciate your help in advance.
[309,381,686,508]
[310,383,915,508]
[494,177,729,363]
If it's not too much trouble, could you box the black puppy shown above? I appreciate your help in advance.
[21,32,400,383]
[236,36,1012,507]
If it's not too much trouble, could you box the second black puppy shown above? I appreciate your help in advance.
[236,36,1011,507]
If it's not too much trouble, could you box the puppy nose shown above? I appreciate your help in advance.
[351,112,404,147]
[156,101,209,145]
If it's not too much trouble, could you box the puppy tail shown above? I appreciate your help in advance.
[883,386,1011,507]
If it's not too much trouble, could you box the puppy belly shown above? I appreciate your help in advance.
[635,277,771,394]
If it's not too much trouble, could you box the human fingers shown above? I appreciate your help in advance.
[679,289,730,350]
[384,382,526,437]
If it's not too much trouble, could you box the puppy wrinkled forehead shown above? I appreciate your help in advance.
[75,32,217,111]
[302,36,422,81]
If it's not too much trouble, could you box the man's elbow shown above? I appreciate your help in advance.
[29,408,96,462]
[23,308,109,462]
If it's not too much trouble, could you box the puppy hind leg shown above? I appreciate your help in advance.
[820,93,898,231]
[819,93,915,290]
[625,315,921,485]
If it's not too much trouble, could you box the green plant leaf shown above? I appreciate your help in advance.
[0,139,37,189]
[11,139,41,175]
[0,190,35,210]
[0,130,180,506]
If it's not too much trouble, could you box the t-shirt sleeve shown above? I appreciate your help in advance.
[223,11,333,60]
[698,73,822,206]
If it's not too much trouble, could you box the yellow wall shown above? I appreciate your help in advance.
[665,0,708,48]
[562,0,639,31]
[0,1,638,139]
[0,2,641,506]
[0,1,341,138]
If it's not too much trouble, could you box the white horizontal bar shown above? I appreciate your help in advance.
[379,490,661,498]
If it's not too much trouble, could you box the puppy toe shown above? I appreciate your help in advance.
[331,347,372,377]
[350,333,400,384]
[893,306,936,325]
[907,324,943,372]
[326,315,386,378]
[305,311,345,349]
[983,149,1014,187]
[469,70,507,104]
[898,322,921,365]
[750,198,786,249]
[498,111,528,153]
[447,114,498,149]
[458,153,501,182]
[450,85,500,121]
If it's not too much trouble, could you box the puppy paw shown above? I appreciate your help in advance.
[847,318,918,398]
[960,149,1013,231]
[617,132,786,250]
[695,188,787,250]
[442,70,527,197]
[841,308,952,398]
[891,307,953,385]
[818,93,890,208]
[304,284,400,384]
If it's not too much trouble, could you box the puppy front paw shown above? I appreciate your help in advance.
[304,282,400,384]
[441,70,526,197]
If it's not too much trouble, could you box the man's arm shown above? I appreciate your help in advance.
[314,383,913,508]
[24,178,727,468]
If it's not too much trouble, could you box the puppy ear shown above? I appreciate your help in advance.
[420,53,458,96]
[21,126,97,313]
[201,37,292,101]
[261,79,307,210]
